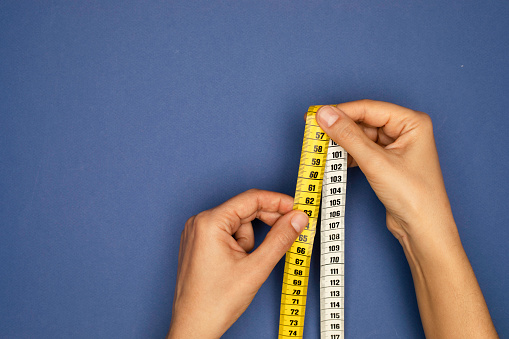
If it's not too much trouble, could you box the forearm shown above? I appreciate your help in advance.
[401,218,498,338]
[167,314,220,339]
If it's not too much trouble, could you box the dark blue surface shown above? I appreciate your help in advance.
[1,1,508,338]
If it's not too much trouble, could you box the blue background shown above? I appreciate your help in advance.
[1,1,508,338]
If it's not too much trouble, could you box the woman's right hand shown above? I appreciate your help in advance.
[315,100,498,338]
[316,100,457,250]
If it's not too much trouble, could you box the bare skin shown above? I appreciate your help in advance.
[316,101,498,338]
[168,189,309,338]
[168,100,498,338]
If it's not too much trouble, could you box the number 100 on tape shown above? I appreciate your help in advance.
[279,105,347,339]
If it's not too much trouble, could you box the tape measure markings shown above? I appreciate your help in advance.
[279,105,347,339]
[279,106,330,338]
[320,137,347,339]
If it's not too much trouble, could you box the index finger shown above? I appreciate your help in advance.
[208,189,295,235]
[336,99,423,140]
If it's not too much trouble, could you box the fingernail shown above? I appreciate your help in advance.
[317,106,339,128]
[291,212,308,233]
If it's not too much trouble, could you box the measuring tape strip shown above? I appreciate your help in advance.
[279,106,347,339]
[320,138,347,339]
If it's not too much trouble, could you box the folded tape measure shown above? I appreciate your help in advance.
[279,105,347,339]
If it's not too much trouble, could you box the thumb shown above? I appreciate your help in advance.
[247,210,308,281]
[316,105,381,171]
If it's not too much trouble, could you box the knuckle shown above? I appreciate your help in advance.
[358,98,376,111]
[189,211,217,243]
[419,112,432,123]
[414,112,434,136]
[416,111,433,127]
[245,188,260,195]
[184,215,196,230]
[189,211,209,233]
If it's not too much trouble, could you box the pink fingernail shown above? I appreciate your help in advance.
[317,106,339,128]
[291,213,308,233]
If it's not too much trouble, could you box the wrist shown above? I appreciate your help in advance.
[396,215,498,338]
[168,319,219,339]
[394,213,466,280]
[168,306,227,339]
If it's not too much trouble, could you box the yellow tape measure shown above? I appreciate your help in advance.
[279,105,347,338]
